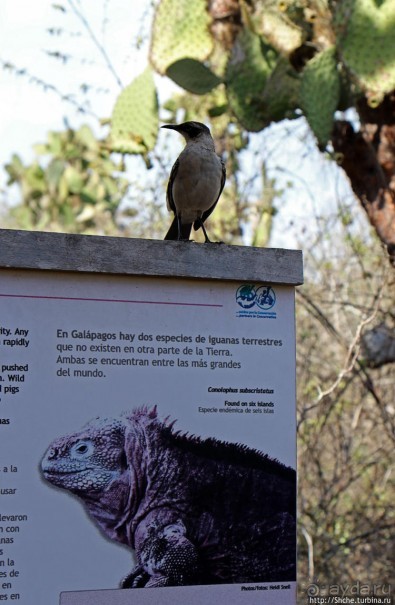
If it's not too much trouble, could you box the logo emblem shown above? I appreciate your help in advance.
[236,285,257,309]
[255,286,276,310]
[235,285,277,318]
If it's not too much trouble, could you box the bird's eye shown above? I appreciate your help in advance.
[70,440,94,458]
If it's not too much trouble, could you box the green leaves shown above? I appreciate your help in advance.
[4,126,130,234]
[166,59,222,95]
[246,5,304,56]
[260,58,300,123]
[110,68,158,154]
[225,29,278,131]
[108,0,393,159]
[225,30,301,132]
[333,0,395,103]
[150,0,213,75]
[300,48,341,149]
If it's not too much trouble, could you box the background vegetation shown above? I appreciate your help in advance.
[1,0,394,599]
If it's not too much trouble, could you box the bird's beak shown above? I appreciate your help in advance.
[161,124,181,131]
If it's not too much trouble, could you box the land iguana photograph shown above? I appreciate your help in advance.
[40,406,296,588]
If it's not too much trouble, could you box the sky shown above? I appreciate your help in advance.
[0,0,359,249]
[0,0,151,164]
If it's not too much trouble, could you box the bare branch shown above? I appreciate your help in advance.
[66,0,123,89]
[0,57,99,118]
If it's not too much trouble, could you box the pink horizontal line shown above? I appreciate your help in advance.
[0,292,222,308]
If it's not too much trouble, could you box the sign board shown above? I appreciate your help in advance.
[0,230,303,605]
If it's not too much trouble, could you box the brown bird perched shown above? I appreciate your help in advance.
[162,121,226,242]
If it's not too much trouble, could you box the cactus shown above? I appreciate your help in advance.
[110,68,158,154]
[332,0,395,103]
[150,0,213,75]
[225,28,278,131]
[166,58,222,95]
[248,6,304,56]
[300,47,341,148]
[261,58,300,123]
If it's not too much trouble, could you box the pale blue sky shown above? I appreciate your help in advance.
[0,0,151,164]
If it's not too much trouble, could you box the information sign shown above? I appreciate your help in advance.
[0,231,302,604]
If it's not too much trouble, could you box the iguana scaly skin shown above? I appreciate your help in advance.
[41,407,296,587]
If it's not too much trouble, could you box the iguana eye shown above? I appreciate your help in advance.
[70,440,94,458]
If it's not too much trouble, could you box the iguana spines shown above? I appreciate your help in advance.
[41,406,296,587]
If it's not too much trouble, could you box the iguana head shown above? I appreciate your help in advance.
[41,417,128,496]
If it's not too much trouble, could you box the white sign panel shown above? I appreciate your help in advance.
[0,269,297,604]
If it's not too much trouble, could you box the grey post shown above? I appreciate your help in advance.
[0,229,303,284]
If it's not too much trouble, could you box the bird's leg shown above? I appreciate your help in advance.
[177,214,183,241]
[200,221,211,243]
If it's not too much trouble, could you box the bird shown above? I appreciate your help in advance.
[161,121,226,242]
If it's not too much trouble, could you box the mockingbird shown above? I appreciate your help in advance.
[162,121,226,242]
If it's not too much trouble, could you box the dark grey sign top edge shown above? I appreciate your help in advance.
[0,229,303,286]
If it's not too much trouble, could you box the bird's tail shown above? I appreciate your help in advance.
[164,217,192,241]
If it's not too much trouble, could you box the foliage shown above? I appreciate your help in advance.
[110,67,158,156]
[166,59,222,95]
[300,47,341,149]
[225,28,279,132]
[332,0,395,105]
[149,0,213,74]
[49,0,392,183]
[114,0,395,151]
[296,214,395,599]
[3,0,395,251]
[4,0,394,251]
[90,0,394,254]
[4,125,130,234]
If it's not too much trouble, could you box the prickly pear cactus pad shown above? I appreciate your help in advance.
[261,58,300,123]
[249,7,304,56]
[150,0,214,75]
[225,29,278,131]
[300,47,341,149]
[110,68,158,154]
[332,0,395,103]
[166,59,222,95]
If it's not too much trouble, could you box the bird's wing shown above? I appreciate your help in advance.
[197,157,226,226]
[166,158,179,214]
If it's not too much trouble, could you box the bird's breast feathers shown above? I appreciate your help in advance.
[170,147,223,222]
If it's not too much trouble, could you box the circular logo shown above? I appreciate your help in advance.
[255,286,276,310]
[236,285,257,309]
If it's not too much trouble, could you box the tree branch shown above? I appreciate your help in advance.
[332,92,395,266]
[67,0,123,89]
